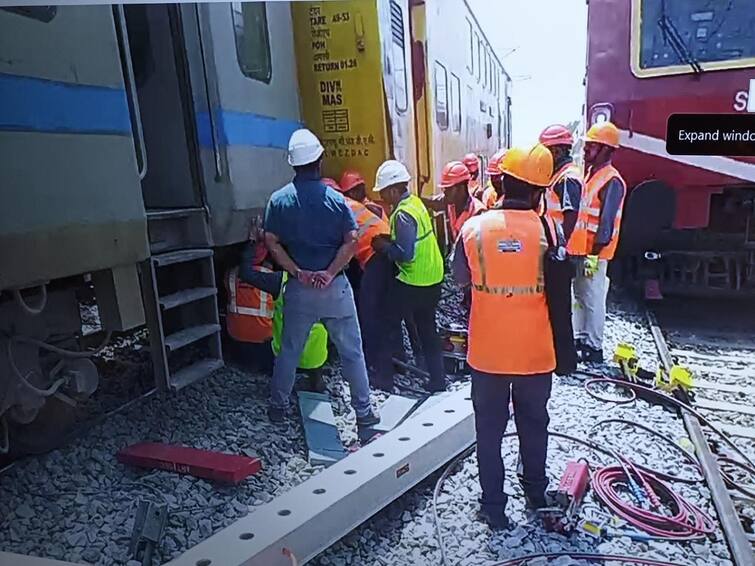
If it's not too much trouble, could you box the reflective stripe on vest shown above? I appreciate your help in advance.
[461,210,556,375]
[572,164,626,260]
[227,266,274,318]
[545,163,582,226]
[390,194,444,287]
[448,196,486,240]
[347,198,390,269]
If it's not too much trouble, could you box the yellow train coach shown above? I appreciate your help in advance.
[291,0,512,199]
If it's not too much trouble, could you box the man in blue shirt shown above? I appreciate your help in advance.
[264,129,379,427]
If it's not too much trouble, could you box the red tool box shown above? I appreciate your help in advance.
[117,442,262,484]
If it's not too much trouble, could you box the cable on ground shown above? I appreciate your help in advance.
[491,552,690,566]
[12,285,48,316]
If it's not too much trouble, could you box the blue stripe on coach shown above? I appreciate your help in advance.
[196,110,302,150]
[0,72,132,135]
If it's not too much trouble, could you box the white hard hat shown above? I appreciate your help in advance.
[288,128,324,167]
[374,160,411,192]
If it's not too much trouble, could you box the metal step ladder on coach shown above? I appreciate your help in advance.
[139,248,223,392]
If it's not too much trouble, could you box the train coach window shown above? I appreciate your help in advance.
[474,32,481,82]
[633,0,755,76]
[1,6,57,22]
[450,73,461,132]
[232,2,272,84]
[434,61,449,130]
[390,0,409,114]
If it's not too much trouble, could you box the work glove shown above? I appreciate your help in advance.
[583,255,599,278]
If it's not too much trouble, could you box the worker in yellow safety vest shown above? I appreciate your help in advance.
[451,144,562,529]
[229,227,329,392]
[370,160,447,393]
[570,121,627,363]
[481,149,507,209]
[539,124,584,249]
[463,153,483,199]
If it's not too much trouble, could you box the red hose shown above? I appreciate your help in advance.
[591,464,715,539]
[493,553,689,566]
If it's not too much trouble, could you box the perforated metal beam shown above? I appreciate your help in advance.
[0,552,82,566]
[168,386,475,566]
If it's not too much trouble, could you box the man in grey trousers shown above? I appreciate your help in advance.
[263,128,379,427]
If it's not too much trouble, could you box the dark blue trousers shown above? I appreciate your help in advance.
[471,369,552,511]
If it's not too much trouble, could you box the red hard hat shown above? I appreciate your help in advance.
[486,149,507,175]
[439,161,471,189]
[462,153,479,173]
[539,124,574,147]
[339,169,366,192]
[322,177,343,192]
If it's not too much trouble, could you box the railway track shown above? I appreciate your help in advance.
[647,299,755,562]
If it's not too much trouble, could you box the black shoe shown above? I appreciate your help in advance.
[427,380,447,394]
[356,410,381,428]
[267,406,286,423]
[579,346,604,363]
[308,372,327,394]
[370,378,395,393]
[477,506,510,530]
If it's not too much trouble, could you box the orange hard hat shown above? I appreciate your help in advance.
[339,169,366,192]
[539,124,574,147]
[322,177,343,191]
[500,144,553,187]
[462,153,479,173]
[585,121,620,148]
[486,149,507,175]
[439,161,471,189]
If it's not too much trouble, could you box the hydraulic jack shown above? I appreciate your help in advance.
[537,460,590,534]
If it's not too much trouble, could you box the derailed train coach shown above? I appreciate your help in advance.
[0,2,511,455]
[586,0,755,297]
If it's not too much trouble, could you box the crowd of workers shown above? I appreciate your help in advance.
[224,120,626,529]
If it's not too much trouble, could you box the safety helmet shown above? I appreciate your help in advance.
[500,144,553,187]
[288,128,325,166]
[439,161,471,189]
[339,170,366,192]
[585,121,620,148]
[486,149,507,175]
[322,177,342,191]
[539,124,574,147]
[374,160,412,192]
[462,153,479,173]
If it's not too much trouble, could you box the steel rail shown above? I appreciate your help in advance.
[645,308,753,565]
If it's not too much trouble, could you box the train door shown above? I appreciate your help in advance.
[122,4,209,253]
[194,2,301,247]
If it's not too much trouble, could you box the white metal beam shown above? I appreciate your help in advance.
[0,552,83,566]
[167,385,475,566]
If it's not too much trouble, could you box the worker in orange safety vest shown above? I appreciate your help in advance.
[571,121,627,363]
[463,152,483,199]
[451,144,563,530]
[539,124,584,249]
[340,188,393,374]
[339,169,388,220]
[423,161,485,244]
[481,149,507,209]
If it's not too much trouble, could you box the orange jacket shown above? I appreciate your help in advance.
[545,163,584,255]
[448,196,486,241]
[225,266,274,343]
[461,210,556,375]
[571,164,626,260]
[346,198,390,269]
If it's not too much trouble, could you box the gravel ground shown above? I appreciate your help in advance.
[0,288,746,565]
[653,297,755,542]
[312,292,737,566]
